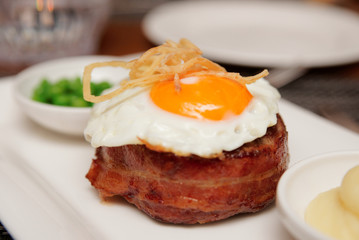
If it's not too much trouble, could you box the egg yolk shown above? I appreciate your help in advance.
[150,75,253,121]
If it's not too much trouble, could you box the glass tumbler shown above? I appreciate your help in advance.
[0,0,110,66]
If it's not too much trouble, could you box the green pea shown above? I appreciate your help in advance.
[60,78,72,90]
[32,79,52,103]
[52,94,71,106]
[70,96,90,107]
[69,77,83,97]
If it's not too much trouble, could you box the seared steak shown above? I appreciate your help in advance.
[86,114,289,224]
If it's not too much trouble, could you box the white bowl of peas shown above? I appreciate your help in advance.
[14,55,133,136]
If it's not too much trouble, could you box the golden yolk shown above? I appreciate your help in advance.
[150,75,253,121]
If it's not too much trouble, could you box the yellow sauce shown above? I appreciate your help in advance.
[305,165,359,240]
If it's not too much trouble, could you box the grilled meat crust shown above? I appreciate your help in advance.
[86,114,289,224]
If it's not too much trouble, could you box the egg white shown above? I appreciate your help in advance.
[84,78,280,157]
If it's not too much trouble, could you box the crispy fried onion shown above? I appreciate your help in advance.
[83,39,269,103]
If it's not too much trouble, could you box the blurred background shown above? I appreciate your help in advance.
[0,0,359,66]
[1,0,359,69]
[0,0,359,129]
[0,0,359,238]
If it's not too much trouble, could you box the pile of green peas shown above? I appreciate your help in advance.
[32,77,112,107]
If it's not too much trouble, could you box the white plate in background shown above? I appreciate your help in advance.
[143,1,359,67]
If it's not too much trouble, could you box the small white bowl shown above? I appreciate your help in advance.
[276,150,359,240]
[14,55,132,136]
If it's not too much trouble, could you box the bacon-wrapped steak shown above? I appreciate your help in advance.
[86,115,289,224]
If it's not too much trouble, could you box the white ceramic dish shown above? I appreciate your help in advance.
[1,66,359,239]
[14,55,133,136]
[143,1,359,67]
[276,151,359,240]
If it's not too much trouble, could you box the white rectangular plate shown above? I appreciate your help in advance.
[0,76,358,240]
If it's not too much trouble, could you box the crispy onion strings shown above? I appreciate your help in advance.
[83,39,268,103]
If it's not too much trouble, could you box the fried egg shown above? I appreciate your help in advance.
[84,74,280,158]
